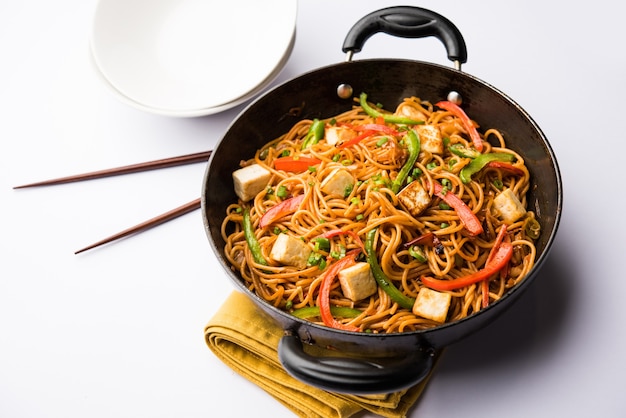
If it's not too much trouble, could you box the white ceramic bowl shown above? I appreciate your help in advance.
[90,0,297,116]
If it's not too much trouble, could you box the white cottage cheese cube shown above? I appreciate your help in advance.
[397,180,431,217]
[395,105,426,122]
[416,125,443,155]
[325,126,356,146]
[320,168,354,197]
[493,188,527,224]
[232,164,271,202]
[413,287,452,323]
[338,262,377,302]
[269,233,310,269]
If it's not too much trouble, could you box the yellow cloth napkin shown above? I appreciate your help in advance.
[204,291,440,418]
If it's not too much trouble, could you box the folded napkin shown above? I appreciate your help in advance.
[204,291,440,418]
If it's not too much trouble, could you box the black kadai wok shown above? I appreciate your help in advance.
[201,6,562,395]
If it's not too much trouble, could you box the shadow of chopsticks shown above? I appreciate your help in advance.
[13,150,212,254]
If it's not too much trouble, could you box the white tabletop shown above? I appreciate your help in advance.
[2,1,624,417]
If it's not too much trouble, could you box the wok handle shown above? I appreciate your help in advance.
[342,6,467,66]
[277,333,434,395]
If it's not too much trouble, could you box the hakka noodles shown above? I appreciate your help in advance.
[220,93,539,333]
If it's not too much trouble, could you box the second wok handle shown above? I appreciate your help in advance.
[342,6,467,67]
[277,333,434,395]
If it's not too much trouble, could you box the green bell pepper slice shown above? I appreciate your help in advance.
[365,229,416,310]
[391,129,420,193]
[459,152,516,184]
[243,207,268,266]
[291,305,363,320]
[448,143,481,158]
[360,93,424,125]
[301,118,325,150]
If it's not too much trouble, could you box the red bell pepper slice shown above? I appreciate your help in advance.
[403,232,444,255]
[486,161,525,176]
[338,121,401,149]
[403,232,436,248]
[482,224,508,307]
[421,241,513,291]
[258,194,305,228]
[317,249,361,331]
[319,229,365,253]
[433,182,484,236]
[436,101,483,152]
[274,156,321,173]
[487,225,509,264]
[352,123,399,136]
[337,129,376,149]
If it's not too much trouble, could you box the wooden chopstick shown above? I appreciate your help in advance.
[13,150,212,253]
[74,198,201,254]
[13,150,212,189]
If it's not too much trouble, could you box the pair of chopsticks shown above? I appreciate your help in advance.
[13,150,212,254]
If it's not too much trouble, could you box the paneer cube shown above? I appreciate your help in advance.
[493,188,527,224]
[269,233,310,269]
[394,104,426,122]
[416,125,443,155]
[232,164,271,202]
[412,287,451,323]
[396,180,431,217]
[338,262,377,302]
[325,126,356,146]
[320,168,354,197]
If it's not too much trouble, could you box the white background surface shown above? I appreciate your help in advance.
[1,1,624,417]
